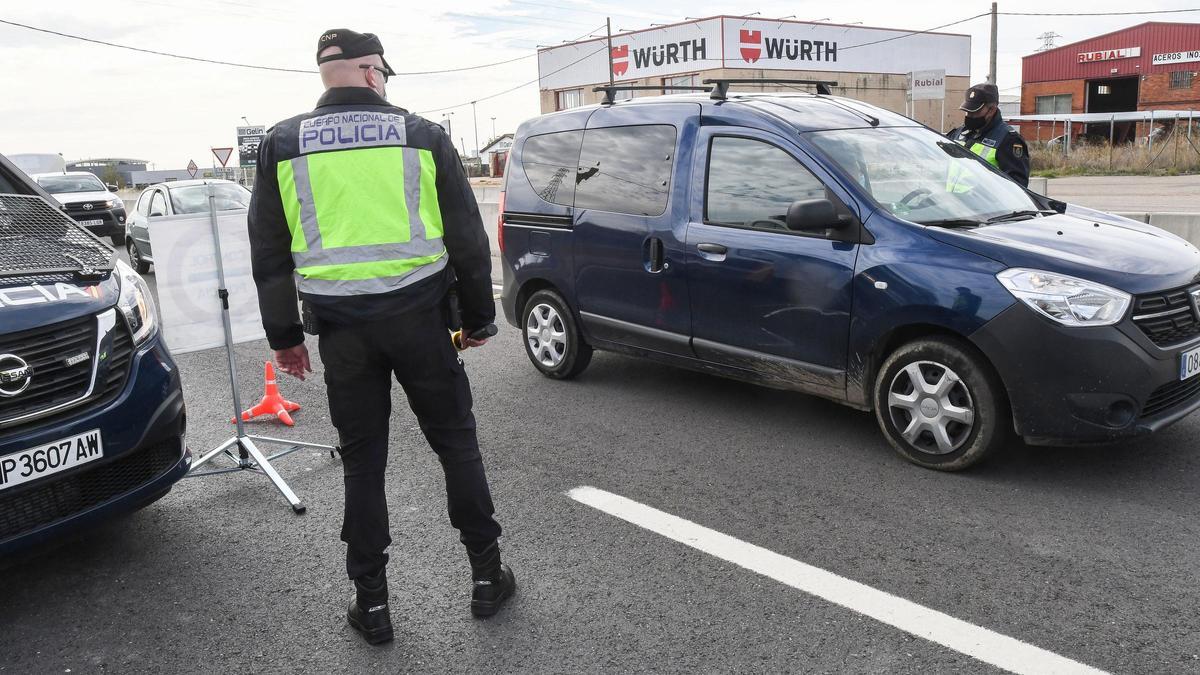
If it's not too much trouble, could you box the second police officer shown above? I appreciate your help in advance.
[946,82,1031,187]
[247,28,515,646]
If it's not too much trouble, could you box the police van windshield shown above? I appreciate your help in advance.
[36,174,107,194]
[807,126,1039,226]
[169,183,251,214]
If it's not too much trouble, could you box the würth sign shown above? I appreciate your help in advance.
[1077,47,1141,63]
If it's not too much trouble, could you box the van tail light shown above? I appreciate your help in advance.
[497,190,506,253]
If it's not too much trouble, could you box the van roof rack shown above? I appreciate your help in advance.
[593,85,713,105]
[702,78,839,100]
[0,194,114,280]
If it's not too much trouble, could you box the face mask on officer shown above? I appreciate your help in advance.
[963,104,995,131]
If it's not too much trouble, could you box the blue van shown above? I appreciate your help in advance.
[0,152,189,558]
[498,85,1200,470]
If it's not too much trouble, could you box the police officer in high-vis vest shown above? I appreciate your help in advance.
[946,83,1030,187]
[248,28,514,646]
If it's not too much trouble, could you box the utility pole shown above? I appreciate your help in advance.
[471,100,480,159]
[606,17,615,87]
[491,116,497,141]
[988,2,998,85]
[443,112,454,147]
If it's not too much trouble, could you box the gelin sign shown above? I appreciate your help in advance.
[1077,47,1141,63]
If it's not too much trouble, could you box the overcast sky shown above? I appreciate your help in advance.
[0,0,1191,169]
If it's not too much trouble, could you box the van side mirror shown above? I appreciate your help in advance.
[786,199,852,232]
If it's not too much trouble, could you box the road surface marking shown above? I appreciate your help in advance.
[567,486,1107,675]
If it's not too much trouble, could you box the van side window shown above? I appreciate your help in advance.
[523,130,584,207]
[575,125,676,217]
[706,137,827,231]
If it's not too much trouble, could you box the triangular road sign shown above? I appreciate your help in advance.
[212,147,234,167]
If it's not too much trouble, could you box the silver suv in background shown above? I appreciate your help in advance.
[124,179,251,273]
[32,172,127,245]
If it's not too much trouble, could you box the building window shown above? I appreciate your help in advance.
[556,88,583,111]
[662,74,700,94]
[1035,94,1072,114]
[1170,71,1195,90]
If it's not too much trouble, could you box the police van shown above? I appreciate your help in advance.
[498,82,1200,471]
[0,152,189,558]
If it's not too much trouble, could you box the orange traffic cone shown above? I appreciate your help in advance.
[233,361,302,426]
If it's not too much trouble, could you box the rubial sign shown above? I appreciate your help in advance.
[1077,46,1141,63]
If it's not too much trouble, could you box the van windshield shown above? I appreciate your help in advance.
[807,126,1040,226]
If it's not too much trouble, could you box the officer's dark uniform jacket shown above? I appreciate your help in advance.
[248,87,494,349]
[946,111,1031,187]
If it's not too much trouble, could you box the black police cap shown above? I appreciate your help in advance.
[316,28,396,76]
[960,83,999,112]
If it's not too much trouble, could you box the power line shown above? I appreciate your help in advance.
[1000,8,1200,16]
[840,13,991,51]
[0,17,539,76]
[417,44,607,116]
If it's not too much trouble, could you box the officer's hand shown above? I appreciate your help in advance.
[274,344,312,380]
[464,335,489,348]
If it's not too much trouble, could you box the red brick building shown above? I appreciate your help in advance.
[1020,22,1200,142]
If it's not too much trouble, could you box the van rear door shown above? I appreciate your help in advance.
[572,103,700,356]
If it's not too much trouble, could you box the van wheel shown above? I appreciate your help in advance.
[873,337,1009,471]
[127,241,151,274]
[522,289,592,379]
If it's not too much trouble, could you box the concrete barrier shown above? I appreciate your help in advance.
[1148,213,1200,243]
[1028,176,1049,195]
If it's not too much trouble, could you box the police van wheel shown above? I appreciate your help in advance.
[873,336,1009,472]
[522,290,592,380]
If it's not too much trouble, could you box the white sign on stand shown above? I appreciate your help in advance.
[148,209,266,354]
[910,69,946,101]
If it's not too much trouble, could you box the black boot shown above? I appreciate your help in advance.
[467,542,516,618]
[347,570,394,645]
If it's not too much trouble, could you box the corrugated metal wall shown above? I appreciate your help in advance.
[1023,22,1200,83]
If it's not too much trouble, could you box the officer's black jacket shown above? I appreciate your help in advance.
[946,111,1031,187]
[248,87,494,350]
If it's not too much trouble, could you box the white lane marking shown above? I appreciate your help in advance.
[567,486,1108,675]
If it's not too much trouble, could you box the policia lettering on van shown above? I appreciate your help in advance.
[945,83,1030,188]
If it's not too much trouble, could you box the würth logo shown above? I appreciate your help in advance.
[740,30,762,64]
[612,45,629,76]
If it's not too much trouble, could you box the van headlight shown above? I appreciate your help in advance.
[115,259,159,344]
[997,268,1131,327]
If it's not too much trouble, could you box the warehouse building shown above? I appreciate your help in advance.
[1019,22,1200,143]
[537,16,972,132]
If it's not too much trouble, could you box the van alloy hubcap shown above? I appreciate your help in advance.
[887,361,976,455]
[526,303,567,368]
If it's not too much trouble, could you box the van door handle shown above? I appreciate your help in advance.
[646,237,666,273]
[697,242,727,261]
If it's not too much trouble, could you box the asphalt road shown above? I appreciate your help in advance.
[1047,174,1200,213]
[2,276,1200,672]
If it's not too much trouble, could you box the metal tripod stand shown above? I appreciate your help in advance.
[183,182,334,514]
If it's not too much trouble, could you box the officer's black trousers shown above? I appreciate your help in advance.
[317,304,502,581]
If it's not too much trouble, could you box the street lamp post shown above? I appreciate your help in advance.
[491,116,497,142]
[442,112,455,148]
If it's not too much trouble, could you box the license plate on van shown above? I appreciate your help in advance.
[0,430,103,493]
[77,219,103,226]
[1181,346,1200,381]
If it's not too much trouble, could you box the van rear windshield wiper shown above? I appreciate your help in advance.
[985,210,1055,224]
